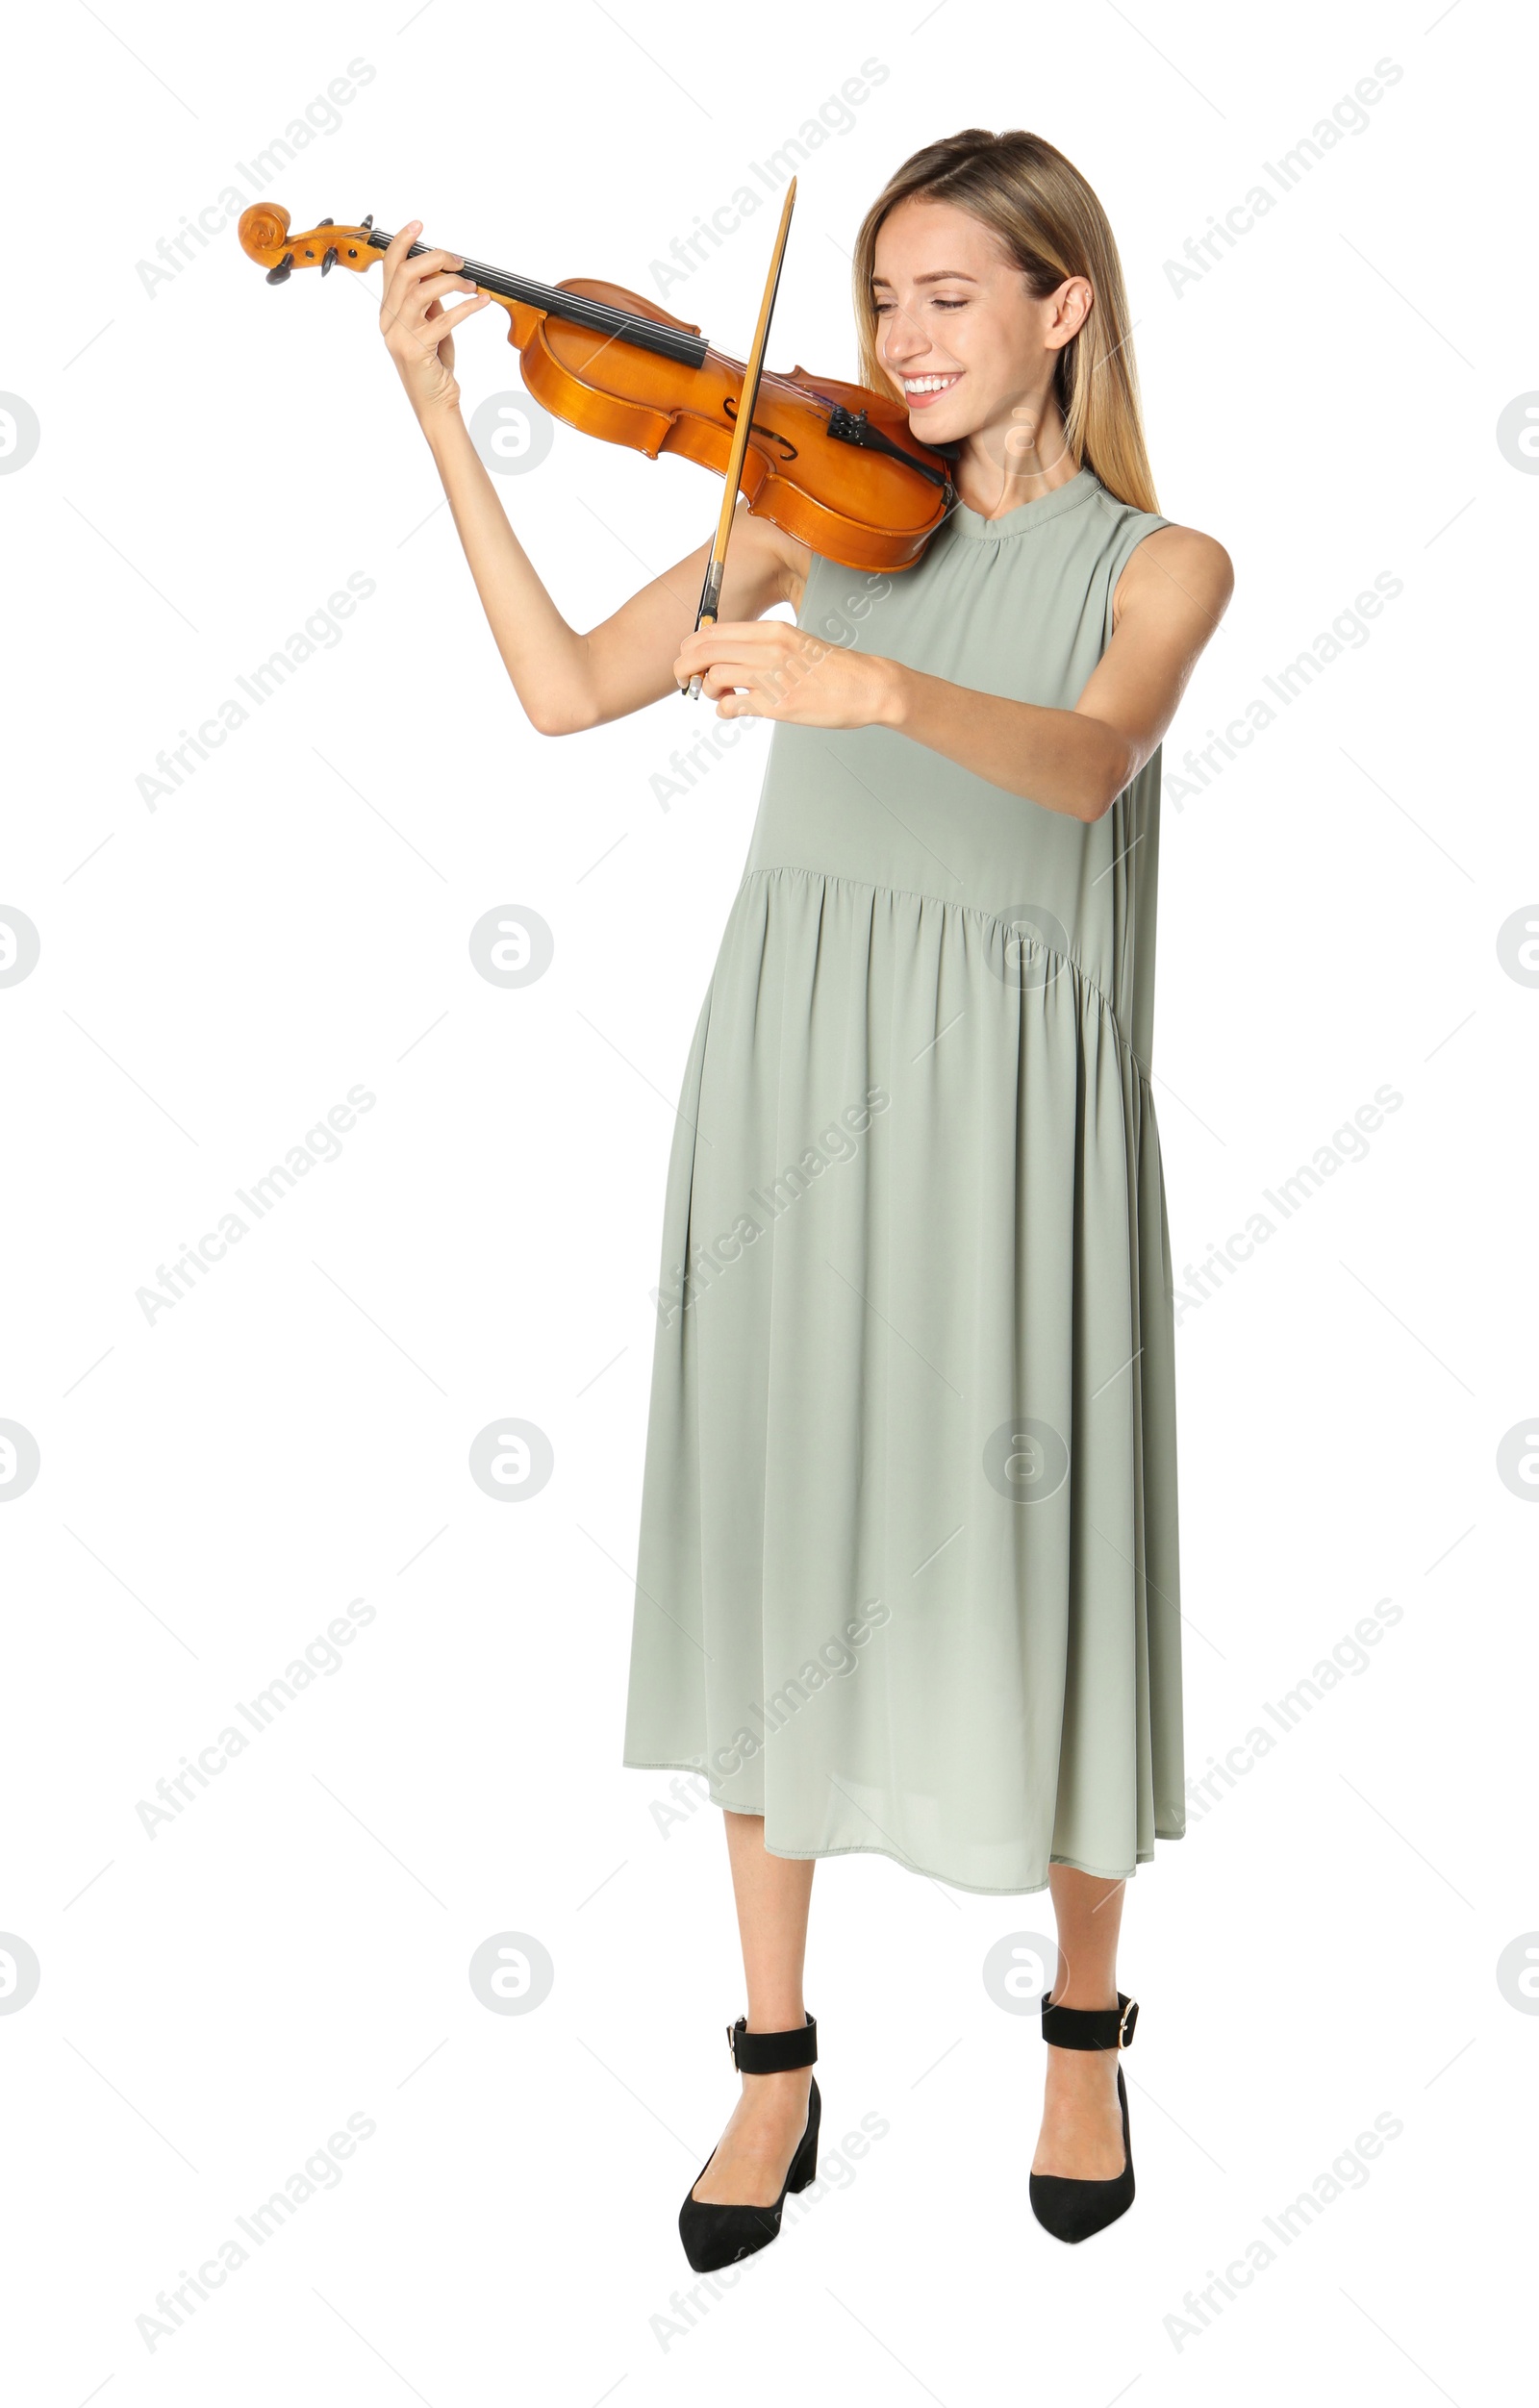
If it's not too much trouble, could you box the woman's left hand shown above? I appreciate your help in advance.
[673,621,901,728]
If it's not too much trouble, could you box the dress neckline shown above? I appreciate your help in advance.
[946,464,1101,541]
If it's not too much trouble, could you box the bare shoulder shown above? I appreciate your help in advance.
[1115,520,1235,631]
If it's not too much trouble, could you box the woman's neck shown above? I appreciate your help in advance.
[956,400,1080,520]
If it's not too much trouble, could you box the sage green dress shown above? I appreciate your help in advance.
[622,464,1186,1894]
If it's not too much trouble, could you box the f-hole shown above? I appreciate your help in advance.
[723,395,797,461]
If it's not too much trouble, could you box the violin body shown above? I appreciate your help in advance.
[239,208,956,574]
[522,280,950,572]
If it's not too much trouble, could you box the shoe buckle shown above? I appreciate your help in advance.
[1118,1995,1139,2048]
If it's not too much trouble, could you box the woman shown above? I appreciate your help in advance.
[378,127,1231,2263]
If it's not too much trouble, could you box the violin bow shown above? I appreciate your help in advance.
[684,176,796,701]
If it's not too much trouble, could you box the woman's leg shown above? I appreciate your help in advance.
[689,1810,817,2207]
[1030,1867,1129,2179]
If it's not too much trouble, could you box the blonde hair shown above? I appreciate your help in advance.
[852,129,1159,515]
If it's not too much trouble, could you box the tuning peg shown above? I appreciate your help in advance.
[316,216,335,227]
[362,213,374,230]
[265,252,293,285]
[321,246,338,275]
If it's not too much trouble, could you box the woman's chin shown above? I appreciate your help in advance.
[908,403,972,446]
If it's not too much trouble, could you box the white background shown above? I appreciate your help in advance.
[2,2,1533,2400]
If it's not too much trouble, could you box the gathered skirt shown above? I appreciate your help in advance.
[621,859,1185,1894]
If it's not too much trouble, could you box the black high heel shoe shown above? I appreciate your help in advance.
[678,2012,820,2272]
[1028,1990,1138,2243]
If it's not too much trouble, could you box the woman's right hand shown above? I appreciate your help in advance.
[378,221,491,420]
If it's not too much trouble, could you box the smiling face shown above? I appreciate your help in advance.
[870,195,1091,458]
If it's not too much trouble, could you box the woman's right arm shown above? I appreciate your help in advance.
[378,223,805,737]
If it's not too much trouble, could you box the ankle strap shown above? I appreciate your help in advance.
[1040,1991,1138,2051]
[727,2012,818,2072]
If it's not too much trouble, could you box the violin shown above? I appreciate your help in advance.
[238,205,956,574]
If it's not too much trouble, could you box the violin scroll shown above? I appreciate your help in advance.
[238,204,379,283]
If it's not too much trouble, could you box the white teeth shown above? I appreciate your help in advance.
[904,374,959,392]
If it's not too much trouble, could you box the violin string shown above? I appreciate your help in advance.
[358,229,939,486]
[367,229,708,369]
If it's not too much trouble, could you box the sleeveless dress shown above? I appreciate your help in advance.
[622,464,1186,1895]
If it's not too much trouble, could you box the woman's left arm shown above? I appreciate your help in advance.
[677,524,1235,823]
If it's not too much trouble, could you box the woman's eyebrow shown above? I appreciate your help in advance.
[871,269,980,288]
